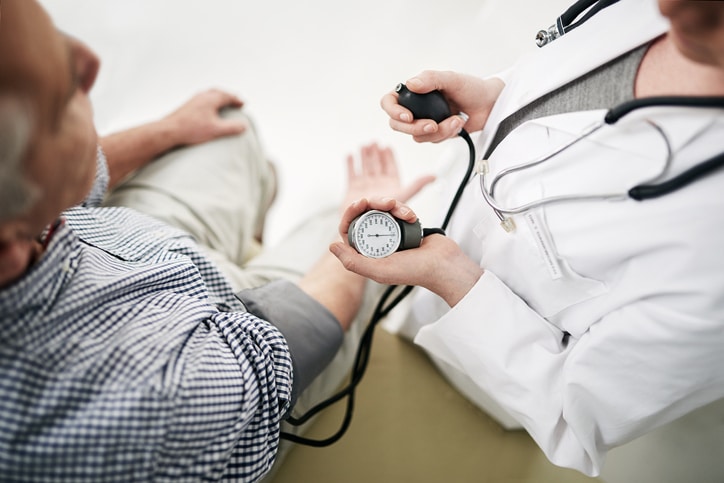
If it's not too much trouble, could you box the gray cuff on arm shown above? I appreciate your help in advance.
[235,279,344,414]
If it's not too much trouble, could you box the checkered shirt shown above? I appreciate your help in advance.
[0,151,293,481]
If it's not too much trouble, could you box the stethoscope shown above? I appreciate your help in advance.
[480,96,724,233]
[279,0,724,447]
[536,0,620,48]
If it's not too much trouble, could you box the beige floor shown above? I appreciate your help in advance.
[270,328,600,483]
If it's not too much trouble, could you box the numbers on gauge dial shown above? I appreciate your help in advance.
[353,211,401,258]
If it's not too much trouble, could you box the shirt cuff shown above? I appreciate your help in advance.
[235,279,343,412]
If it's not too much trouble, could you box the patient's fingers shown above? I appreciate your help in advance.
[361,144,383,176]
[378,145,398,176]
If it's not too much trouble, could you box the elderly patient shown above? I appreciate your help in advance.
[0,1,432,480]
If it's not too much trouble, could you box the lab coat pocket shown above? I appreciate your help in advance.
[474,204,607,322]
[472,113,641,322]
[473,109,675,323]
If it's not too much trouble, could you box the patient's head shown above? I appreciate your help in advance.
[0,0,100,285]
[0,0,100,228]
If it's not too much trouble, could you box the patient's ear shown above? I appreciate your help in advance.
[0,220,38,288]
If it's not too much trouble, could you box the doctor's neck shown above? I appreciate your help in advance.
[635,34,724,99]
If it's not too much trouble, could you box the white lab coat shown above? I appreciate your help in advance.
[406,0,724,477]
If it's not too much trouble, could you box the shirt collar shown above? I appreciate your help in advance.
[0,218,80,333]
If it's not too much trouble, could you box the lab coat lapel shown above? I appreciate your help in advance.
[478,0,670,156]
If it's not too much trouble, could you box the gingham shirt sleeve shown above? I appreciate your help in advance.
[237,279,343,410]
[151,310,294,481]
[0,209,295,482]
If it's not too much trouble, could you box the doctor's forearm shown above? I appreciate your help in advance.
[434,267,483,307]
[426,249,484,308]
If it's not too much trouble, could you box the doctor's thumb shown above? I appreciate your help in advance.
[329,242,364,275]
[406,70,450,94]
[405,77,426,93]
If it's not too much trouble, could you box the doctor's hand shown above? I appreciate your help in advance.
[330,197,484,307]
[381,70,504,144]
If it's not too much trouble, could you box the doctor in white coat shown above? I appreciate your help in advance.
[331,0,724,478]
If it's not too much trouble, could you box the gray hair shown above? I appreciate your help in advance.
[0,96,37,221]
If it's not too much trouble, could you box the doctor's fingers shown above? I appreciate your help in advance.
[338,198,387,237]
[365,196,416,222]
[389,116,457,144]
[329,239,446,288]
[328,242,381,280]
[337,197,416,236]
[412,115,467,143]
[328,241,415,286]
[381,90,414,123]
[382,90,457,142]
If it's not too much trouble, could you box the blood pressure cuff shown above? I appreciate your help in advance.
[235,279,343,415]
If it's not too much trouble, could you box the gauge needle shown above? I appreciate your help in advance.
[368,234,395,237]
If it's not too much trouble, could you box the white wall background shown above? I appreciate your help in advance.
[40,0,571,245]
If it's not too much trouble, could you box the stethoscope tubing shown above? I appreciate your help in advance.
[482,97,724,219]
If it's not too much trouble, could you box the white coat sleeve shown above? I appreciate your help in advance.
[414,269,724,476]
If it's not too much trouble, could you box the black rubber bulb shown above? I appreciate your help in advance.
[395,83,451,123]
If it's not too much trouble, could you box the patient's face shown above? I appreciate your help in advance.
[658,0,724,69]
[0,0,100,234]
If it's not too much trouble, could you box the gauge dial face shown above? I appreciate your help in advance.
[350,210,401,258]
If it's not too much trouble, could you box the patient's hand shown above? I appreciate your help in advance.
[160,89,247,147]
[341,143,435,211]
[101,89,249,188]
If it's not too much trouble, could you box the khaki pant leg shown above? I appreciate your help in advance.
[104,107,276,290]
[104,110,392,476]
